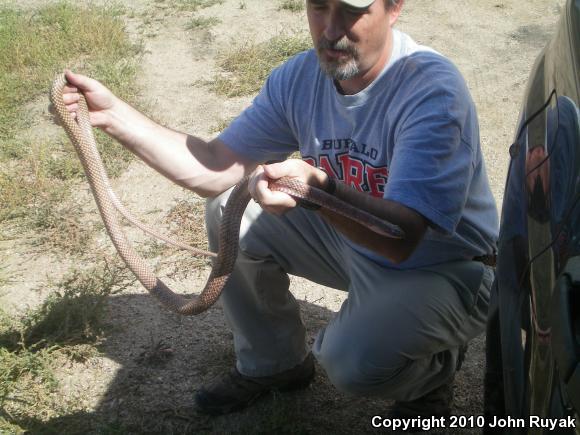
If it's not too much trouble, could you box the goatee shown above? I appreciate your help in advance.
[316,36,360,81]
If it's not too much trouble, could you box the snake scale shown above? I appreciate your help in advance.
[50,73,404,315]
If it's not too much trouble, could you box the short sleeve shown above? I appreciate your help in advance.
[384,85,475,235]
[218,63,299,163]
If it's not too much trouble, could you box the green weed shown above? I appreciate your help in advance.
[187,15,221,30]
[0,2,139,253]
[0,2,140,143]
[1,258,134,352]
[174,0,224,12]
[0,257,134,431]
[209,34,312,97]
[279,0,305,12]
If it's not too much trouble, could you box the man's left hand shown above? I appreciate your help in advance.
[248,159,328,215]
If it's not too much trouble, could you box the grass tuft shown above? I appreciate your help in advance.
[187,15,221,30]
[0,257,134,430]
[23,260,134,348]
[209,34,312,97]
[0,2,140,143]
[0,347,57,418]
[0,258,134,352]
[278,0,305,12]
[175,0,224,12]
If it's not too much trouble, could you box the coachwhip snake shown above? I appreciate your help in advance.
[50,73,404,315]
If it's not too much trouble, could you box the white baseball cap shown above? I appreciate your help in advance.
[340,0,375,7]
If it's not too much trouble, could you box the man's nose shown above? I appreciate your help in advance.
[323,8,346,42]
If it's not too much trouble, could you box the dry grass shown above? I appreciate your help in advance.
[158,199,213,276]
[279,0,305,12]
[187,15,221,30]
[0,2,140,142]
[209,34,312,97]
[0,4,142,431]
[0,257,135,432]
[0,2,140,254]
[172,0,224,12]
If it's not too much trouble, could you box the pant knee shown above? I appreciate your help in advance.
[316,339,404,396]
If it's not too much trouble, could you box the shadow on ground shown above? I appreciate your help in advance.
[5,289,485,434]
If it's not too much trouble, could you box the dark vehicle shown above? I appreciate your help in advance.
[484,0,580,433]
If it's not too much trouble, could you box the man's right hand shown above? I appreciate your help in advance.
[50,69,254,197]
[53,70,117,130]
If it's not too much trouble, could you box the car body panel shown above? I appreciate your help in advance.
[486,0,579,433]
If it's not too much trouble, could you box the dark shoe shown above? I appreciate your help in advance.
[194,353,315,415]
[388,345,468,427]
[390,381,454,420]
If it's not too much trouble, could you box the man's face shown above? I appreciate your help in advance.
[307,0,399,81]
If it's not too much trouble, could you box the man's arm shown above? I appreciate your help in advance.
[318,178,428,264]
[249,161,427,264]
[58,71,256,197]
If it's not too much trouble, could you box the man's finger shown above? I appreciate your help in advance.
[62,93,80,104]
[262,161,291,179]
[64,70,97,92]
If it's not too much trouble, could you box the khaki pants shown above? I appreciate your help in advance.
[205,188,493,401]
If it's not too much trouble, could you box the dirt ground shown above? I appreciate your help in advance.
[1,0,567,433]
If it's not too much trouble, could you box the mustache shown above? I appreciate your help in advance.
[317,36,357,56]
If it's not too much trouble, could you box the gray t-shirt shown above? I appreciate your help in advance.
[220,30,499,269]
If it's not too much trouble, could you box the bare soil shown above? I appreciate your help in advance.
[1,0,566,433]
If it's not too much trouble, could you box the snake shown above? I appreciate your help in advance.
[49,73,404,316]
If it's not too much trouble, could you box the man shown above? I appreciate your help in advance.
[59,0,498,419]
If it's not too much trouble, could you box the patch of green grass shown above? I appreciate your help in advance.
[23,260,134,348]
[0,2,139,254]
[0,2,140,143]
[174,0,224,12]
[0,141,96,253]
[279,0,305,12]
[209,34,312,97]
[0,258,134,352]
[0,257,135,432]
[186,15,220,30]
[0,347,58,424]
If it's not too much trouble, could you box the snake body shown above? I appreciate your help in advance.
[50,73,403,315]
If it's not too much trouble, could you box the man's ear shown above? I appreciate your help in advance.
[388,0,404,26]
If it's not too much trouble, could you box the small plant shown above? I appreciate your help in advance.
[279,0,305,12]
[174,0,224,12]
[209,34,312,97]
[0,256,134,430]
[187,16,220,30]
[0,257,135,353]
[23,259,134,348]
[0,347,57,418]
